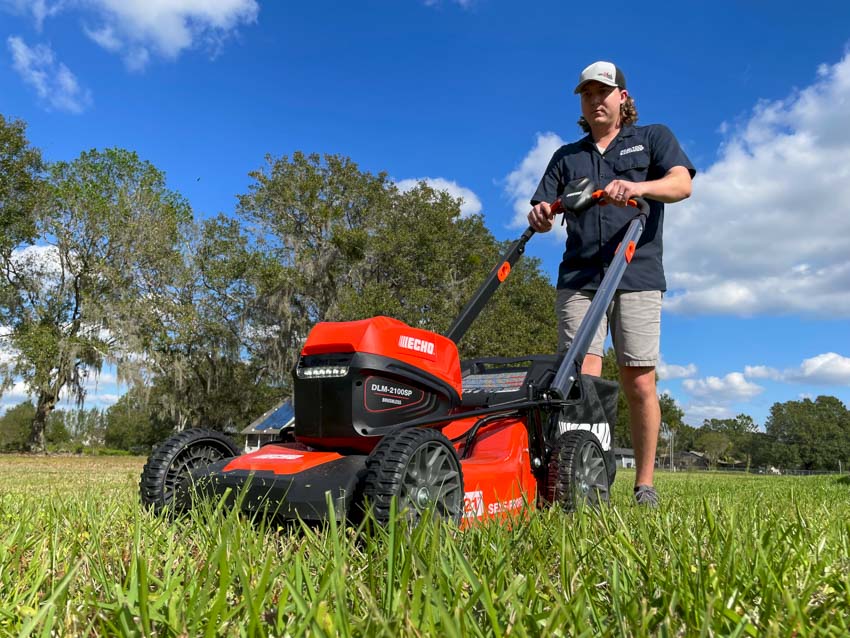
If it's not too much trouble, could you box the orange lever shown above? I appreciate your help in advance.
[592,189,638,208]
[549,199,564,215]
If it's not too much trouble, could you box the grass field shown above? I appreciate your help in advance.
[1,455,849,637]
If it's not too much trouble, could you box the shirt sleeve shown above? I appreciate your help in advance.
[649,125,696,178]
[530,146,567,205]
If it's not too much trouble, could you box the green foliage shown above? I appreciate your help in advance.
[103,389,173,451]
[0,114,43,256]
[236,152,392,383]
[0,147,191,450]
[675,422,700,453]
[45,410,71,445]
[337,182,558,358]
[238,157,562,381]
[765,396,850,470]
[696,430,731,467]
[660,393,685,433]
[0,401,35,451]
[462,251,559,359]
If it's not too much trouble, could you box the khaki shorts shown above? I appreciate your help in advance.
[555,289,662,367]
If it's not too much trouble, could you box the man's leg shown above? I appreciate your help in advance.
[581,354,602,375]
[620,365,660,487]
[609,290,663,499]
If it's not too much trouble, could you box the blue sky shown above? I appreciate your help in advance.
[1,0,849,428]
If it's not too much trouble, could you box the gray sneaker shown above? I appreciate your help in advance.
[634,485,659,508]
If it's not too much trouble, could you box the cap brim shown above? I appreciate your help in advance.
[573,78,619,94]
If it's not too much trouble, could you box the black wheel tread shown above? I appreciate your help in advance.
[139,428,240,513]
[363,428,463,524]
[544,429,610,512]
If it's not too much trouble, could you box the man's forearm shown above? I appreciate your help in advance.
[637,166,692,203]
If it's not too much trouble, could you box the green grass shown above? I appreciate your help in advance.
[1,455,849,637]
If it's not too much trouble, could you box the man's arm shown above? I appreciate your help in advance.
[604,166,693,206]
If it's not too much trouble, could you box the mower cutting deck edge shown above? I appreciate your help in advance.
[140,179,649,525]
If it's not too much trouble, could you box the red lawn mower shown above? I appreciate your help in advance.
[140,179,649,525]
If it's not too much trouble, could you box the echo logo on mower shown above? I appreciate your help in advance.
[397,335,437,361]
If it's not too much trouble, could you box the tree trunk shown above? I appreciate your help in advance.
[28,392,57,452]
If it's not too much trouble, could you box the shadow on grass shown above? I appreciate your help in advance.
[835,475,850,486]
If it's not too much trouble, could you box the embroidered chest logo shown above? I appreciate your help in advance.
[620,144,645,156]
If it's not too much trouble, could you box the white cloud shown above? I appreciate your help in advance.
[504,132,566,234]
[744,352,850,385]
[0,325,14,367]
[396,177,483,218]
[83,23,122,51]
[1,0,64,29]
[683,403,733,426]
[423,0,475,8]
[793,352,850,385]
[3,380,29,402]
[664,52,850,317]
[657,356,697,380]
[7,36,91,113]
[683,372,764,401]
[743,364,783,380]
[10,244,64,287]
[3,1,258,71]
[81,0,259,70]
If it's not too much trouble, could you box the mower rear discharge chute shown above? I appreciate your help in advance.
[140,178,650,525]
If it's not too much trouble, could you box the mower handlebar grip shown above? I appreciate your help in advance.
[629,196,650,217]
[590,190,650,217]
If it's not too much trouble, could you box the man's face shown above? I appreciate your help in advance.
[579,81,627,128]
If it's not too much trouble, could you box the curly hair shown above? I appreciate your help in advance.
[578,95,638,133]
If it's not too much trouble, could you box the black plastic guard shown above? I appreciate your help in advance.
[192,455,368,522]
[549,375,618,450]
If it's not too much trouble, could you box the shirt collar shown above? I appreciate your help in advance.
[581,124,636,149]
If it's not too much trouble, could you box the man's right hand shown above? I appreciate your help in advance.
[527,202,553,232]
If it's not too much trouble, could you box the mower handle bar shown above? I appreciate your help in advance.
[444,193,649,344]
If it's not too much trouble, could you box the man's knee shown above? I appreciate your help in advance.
[620,366,656,402]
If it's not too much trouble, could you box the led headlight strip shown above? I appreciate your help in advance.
[296,366,349,379]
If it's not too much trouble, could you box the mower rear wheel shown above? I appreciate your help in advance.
[140,428,241,514]
[363,428,464,525]
[545,429,610,512]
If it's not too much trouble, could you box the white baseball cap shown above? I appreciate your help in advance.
[573,61,627,94]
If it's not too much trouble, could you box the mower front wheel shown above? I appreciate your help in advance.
[544,429,610,512]
[363,428,464,525]
[140,428,241,514]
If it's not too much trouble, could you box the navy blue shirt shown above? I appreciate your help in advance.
[531,124,696,292]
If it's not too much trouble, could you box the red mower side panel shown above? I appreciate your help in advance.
[445,417,537,524]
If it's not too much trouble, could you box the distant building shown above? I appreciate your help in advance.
[240,400,294,452]
[674,450,709,471]
[613,447,635,468]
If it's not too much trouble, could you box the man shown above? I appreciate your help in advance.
[527,61,695,506]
